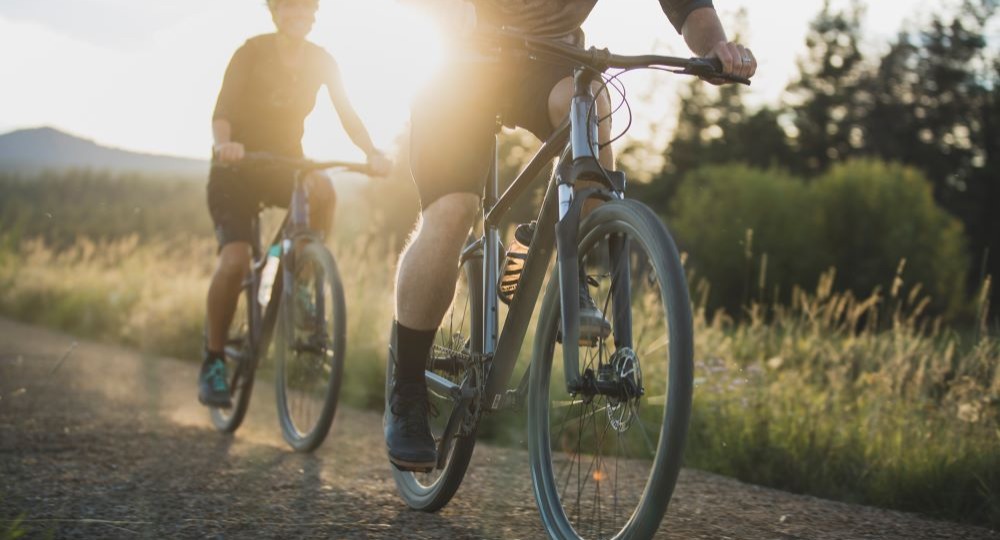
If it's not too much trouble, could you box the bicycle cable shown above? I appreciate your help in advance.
[585,66,638,186]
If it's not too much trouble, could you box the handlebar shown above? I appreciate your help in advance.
[215,151,372,175]
[240,152,371,174]
[479,29,751,86]
[212,152,372,176]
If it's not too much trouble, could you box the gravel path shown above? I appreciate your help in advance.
[0,318,995,539]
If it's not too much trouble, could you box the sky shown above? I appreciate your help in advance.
[0,0,953,161]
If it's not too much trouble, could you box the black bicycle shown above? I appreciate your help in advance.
[209,152,370,452]
[386,31,748,539]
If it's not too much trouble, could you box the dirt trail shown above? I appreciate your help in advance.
[0,318,995,539]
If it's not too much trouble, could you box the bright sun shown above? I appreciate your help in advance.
[302,1,444,160]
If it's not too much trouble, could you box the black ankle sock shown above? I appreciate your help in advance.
[393,321,436,383]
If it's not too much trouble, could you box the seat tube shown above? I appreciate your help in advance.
[288,171,309,234]
[483,131,501,355]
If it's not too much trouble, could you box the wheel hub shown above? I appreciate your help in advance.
[605,347,642,432]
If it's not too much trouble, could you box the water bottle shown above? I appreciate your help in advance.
[498,222,536,304]
[258,243,281,306]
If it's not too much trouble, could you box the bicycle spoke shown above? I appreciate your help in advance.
[532,203,693,539]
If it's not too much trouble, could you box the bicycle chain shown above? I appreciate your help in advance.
[431,342,485,437]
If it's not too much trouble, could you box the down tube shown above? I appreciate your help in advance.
[483,178,560,410]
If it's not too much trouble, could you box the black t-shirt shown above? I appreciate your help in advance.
[213,34,338,158]
[472,0,714,37]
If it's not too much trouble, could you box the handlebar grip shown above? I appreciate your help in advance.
[687,57,751,86]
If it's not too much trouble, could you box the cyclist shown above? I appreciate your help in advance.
[199,0,392,407]
[385,0,756,471]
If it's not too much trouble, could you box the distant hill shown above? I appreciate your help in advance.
[0,127,209,177]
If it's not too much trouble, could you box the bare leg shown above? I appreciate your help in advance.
[306,171,336,237]
[394,192,481,330]
[385,192,479,471]
[206,242,251,352]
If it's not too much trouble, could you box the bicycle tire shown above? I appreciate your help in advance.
[274,240,346,452]
[527,199,694,539]
[210,279,257,433]
[387,249,482,512]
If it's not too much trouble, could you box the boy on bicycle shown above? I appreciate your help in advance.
[199,0,391,407]
[385,0,756,471]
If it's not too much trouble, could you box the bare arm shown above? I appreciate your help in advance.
[325,63,378,156]
[212,45,249,162]
[212,118,244,163]
[680,7,756,81]
[680,7,727,56]
[324,60,393,174]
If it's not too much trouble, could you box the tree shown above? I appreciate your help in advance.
[644,70,792,216]
[785,0,871,175]
[864,0,999,309]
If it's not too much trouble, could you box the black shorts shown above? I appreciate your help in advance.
[410,56,573,209]
[206,164,296,250]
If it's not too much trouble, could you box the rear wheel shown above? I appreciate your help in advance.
[388,249,483,512]
[275,241,346,452]
[210,277,257,433]
[528,200,694,539]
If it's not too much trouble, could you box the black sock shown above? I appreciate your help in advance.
[393,321,436,384]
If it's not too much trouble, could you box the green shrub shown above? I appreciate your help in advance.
[668,164,820,314]
[813,159,968,317]
[668,159,970,319]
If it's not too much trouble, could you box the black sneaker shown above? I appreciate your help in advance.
[198,356,232,408]
[384,380,437,472]
[578,279,612,344]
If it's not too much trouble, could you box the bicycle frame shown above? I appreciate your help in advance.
[428,67,629,414]
[237,166,322,381]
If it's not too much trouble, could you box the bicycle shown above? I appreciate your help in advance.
[386,31,749,538]
[209,152,370,453]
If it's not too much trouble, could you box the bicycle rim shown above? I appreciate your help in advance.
[275,241,346,452]
[211,283,256,432]
[528,200,694,539]
[389,254,481,512]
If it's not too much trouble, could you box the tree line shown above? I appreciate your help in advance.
[634,0,999,320]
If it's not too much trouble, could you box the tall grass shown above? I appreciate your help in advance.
[0,234,997,528]
[686,269,999,526]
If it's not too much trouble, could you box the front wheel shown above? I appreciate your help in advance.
[274,241,346,452]
[528,200,694,539]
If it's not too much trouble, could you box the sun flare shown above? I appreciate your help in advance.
[303,1,445,160]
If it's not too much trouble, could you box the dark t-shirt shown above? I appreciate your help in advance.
[472,0,714,38]
[213,34,337,158]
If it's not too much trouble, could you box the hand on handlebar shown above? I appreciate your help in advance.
[704,40,757,85]
[213,142,245,164]
[366,149,394,177]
